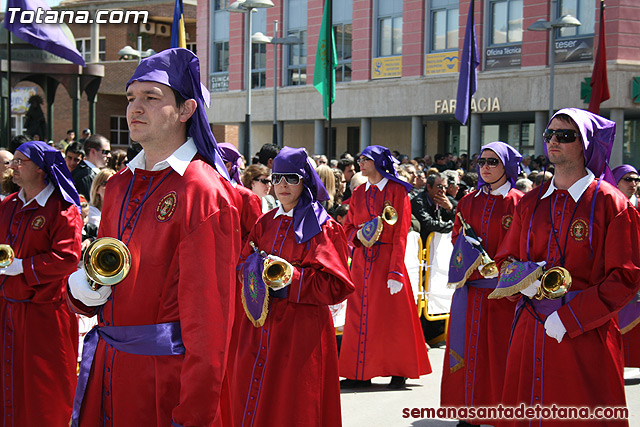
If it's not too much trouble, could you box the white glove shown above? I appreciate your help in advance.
[265,254,293,290]
[520,279,541,297]
[536,261,547,268]
[388,279,403,295]
[464,235,482,246]
[68,269,111,306]
[544,311,567,343]
[0,258,23,276]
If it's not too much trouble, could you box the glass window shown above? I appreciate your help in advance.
[287,30,307,86]
[489,0,522,45]
[212,41,229,72]
[431,6,458,52]
[252,43,267,88]
[378,16,402,57]
[76,37,106,62]
[210,2,229,91]
[334,23,352,82]
[558,0,595,38]
[214,0,229,10]
[110,116,130,145]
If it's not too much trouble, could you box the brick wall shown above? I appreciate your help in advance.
[402,0,426,77]
[352,0,373,81]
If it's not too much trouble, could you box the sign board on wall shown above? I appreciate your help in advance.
[554,37,593,63]
[371,56,402,79]
[485,45,521,70]
[425,52,458,75]
[11,87,37,114]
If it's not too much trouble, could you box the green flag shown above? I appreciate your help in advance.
[313,0,337,120]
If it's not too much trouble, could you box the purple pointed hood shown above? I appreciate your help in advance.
[476,141,522,189]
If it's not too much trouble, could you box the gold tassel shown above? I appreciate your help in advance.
[487,263,543,299]
[449,349,465,373]
[447,255,483,289]
[621,315,640,335]
[241,283,270,328]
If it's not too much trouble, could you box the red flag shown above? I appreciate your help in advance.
[588,0,609,114]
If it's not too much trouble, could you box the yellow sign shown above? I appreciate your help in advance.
[371,56,402,79]
[425,52,458,75]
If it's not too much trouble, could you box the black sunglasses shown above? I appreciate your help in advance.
[102,149,111,155]
[477,158,500,168]
[271,173,302,185]
[622,177,640,183]
[253,178,271,185]
[543,129,579,144]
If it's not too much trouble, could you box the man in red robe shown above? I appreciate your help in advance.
[67,48,241,427]
[0,141,82,425]
[492,108,640,426]
[340,145,431,389]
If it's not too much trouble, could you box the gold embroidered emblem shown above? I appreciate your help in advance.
[570,218,588,242]
[156,192,177,222]
[31,215,46,230]
[502,214,513,230]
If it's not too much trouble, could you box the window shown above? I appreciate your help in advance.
[334,23,352,82]
[214,0,229,10]
[558,0,595,38]
[287,30,307,86]
[210,2,230,92]
[110,116,130,145]
[212,41,229,72]
[186,42,197,55]
[252,43,267,88]
[377,0,403,57]
[489,0,523,45]
[430,0,458,52]
[76,37,106,62]
[286,0,307,86]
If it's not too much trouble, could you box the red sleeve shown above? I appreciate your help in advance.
[343,187,363,248]
[384,185,411,283]
[23,202,82,286]
[287,220,355,306]
[494,197,525,271]
[559,205,640,337]
[171,203,241,426]
[240,189,262,243]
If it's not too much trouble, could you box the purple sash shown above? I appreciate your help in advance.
[448,278,498,373]
[71,321,184,427]
[515,291,580,318]
[619,293,640,334]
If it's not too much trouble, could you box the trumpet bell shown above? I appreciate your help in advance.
[84,237,131,288]
[535,267,572,300]
[382,205,398,225]
[0,245,14,268]
[262,258,293,288]
[479,261,498,278]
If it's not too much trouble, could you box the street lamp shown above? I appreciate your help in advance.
[228,0,274,158]
[252,21,301,147]
[528,3,581,119]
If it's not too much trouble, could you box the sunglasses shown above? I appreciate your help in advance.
[102,149,111,155]
[357,157,372,164]
[622,177,640,183]
[543,129,579,144]
[271,173,302,185]
[9,158,31,166]
[253,178,271,185]
[477,158,500,168]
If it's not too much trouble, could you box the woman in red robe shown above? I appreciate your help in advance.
[440,141,523,425]
[231,146,354,427]
[340,145,431,389]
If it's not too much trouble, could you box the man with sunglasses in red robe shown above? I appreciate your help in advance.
[492,108,640,426]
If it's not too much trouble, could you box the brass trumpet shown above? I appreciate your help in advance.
[534,266,572,300]
[249,242,293,288]
[83,237,131,291]
[382,205,398,225]
[456,213,498,278]
[0,245,14,268]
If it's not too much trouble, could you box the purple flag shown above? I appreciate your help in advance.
[454,0,479,125]
[4,0,86,66]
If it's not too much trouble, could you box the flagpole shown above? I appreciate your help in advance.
[5,31,11,147]
[327,0,333,159]
[466,0,473,162]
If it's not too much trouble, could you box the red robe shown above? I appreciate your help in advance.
[623,324,640,367]
[495,179,640,426]
[231,211,354,427]
[0,189,81,426]
[340,180,431,380]
[70,158,241,427]
[234,184,263,244]
[440,187,522,413]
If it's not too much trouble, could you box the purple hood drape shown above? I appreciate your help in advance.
[360,145,413,192]
[217,142,243,185]
[476,141,523,189]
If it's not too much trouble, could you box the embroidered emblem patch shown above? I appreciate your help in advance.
[502,214,513,230]
[156,192,177,222]
[31,215,46,230]
[570,218,588,242]
[452,248,464,269]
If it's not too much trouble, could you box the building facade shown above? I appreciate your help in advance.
[199,0,640,166]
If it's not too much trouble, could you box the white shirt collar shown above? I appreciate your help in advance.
[273,205,294,218]
[127,138,197,176]
[365,177,389,191]
[541,168,595,202]
[84,159,99,173]
[18,182,54,207]
[475,181,512,198]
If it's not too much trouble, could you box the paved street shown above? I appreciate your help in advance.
[341,344,640,427]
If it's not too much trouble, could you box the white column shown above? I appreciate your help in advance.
[470,114,482,156]
[610,108,625,168]
[90,20,100,63]
[314,120,325,155]
[411,116,424,159]
[360,118,371,152]
[534,111,548,156]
